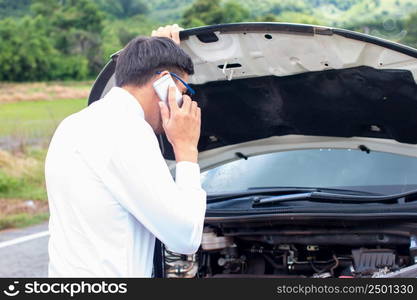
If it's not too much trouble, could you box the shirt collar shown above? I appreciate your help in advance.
[105,87,145,119]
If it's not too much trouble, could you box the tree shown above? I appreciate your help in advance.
[0,16,88,81]
[118,27,139,46]
[255,14,280,22]
[97,0,148,19]
[275,11,323,25]
[223,1,250,23]
[31,0,105,75]
[182,0,223,27]
[0,0,31,18]
[307,0,360,11]
[0,17,54,81]
[182,0,249,28]
[269,0,309,15]
[30,0,60,17]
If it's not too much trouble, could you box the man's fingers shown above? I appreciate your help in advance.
[196,107,201,124]
[173,24,184,31]
[171,24,181,45]
[191,101,198,116]
[181,95,192,113]
[153,26,168,38]
[151,24,182,44]
[159,101,170,127]
[168,86,179,112]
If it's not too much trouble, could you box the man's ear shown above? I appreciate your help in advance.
[150,70,170,88]
[157,70,170,78]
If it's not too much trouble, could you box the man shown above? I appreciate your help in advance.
[45,25,206,277]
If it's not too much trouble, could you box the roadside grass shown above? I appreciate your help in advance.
[0,149,47,201]
[0,82,88,230]
[0,150,50,230]
[0,212,49,231]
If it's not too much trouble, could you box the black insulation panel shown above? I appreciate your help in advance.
[161,66,417,160]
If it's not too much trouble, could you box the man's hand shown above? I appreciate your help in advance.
[151,24,183,45]
[159,86,201,163]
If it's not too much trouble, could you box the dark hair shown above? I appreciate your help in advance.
[115,36,194,87]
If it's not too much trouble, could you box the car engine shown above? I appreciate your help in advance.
[163,224,417,278]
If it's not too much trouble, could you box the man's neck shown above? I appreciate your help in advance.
[122,85,151,116]
[121,84,162,133]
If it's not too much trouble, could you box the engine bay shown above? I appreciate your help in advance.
[163,221,417,278]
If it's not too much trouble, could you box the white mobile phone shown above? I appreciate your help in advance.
[153,74,183,106]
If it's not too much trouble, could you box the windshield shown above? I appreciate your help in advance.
[201,149,417,195]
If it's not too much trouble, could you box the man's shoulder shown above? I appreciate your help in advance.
[59,97,119,132]
[56,92,154,147]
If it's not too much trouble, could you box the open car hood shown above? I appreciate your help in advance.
[88,23,417,170]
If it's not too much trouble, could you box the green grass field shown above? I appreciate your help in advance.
[0,98,86,142]
[0,94,87,230]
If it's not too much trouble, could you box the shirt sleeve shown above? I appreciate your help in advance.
[101,120,206,255]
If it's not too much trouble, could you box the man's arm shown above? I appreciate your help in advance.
[103,117,206,255]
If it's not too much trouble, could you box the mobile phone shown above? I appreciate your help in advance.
[153,74,183,106]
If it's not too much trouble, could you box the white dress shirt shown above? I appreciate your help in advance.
[45,87,206,277]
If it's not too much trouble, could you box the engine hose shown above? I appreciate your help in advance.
[262,254,286,270]
[330,255,340,276]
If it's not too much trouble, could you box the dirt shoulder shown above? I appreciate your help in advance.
[0,81,92,103]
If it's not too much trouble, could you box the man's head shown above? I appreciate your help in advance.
[115,36,194,133]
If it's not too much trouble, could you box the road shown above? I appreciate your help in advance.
[0,222,49,277]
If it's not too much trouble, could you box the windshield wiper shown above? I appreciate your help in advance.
[252,188,417,206]
[207,187,378,203]
[247,186,378,195]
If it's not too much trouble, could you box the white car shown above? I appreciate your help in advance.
[89,23,417,278]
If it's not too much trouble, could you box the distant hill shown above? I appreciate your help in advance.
[2,0,416,28]
[145,0,417,26]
